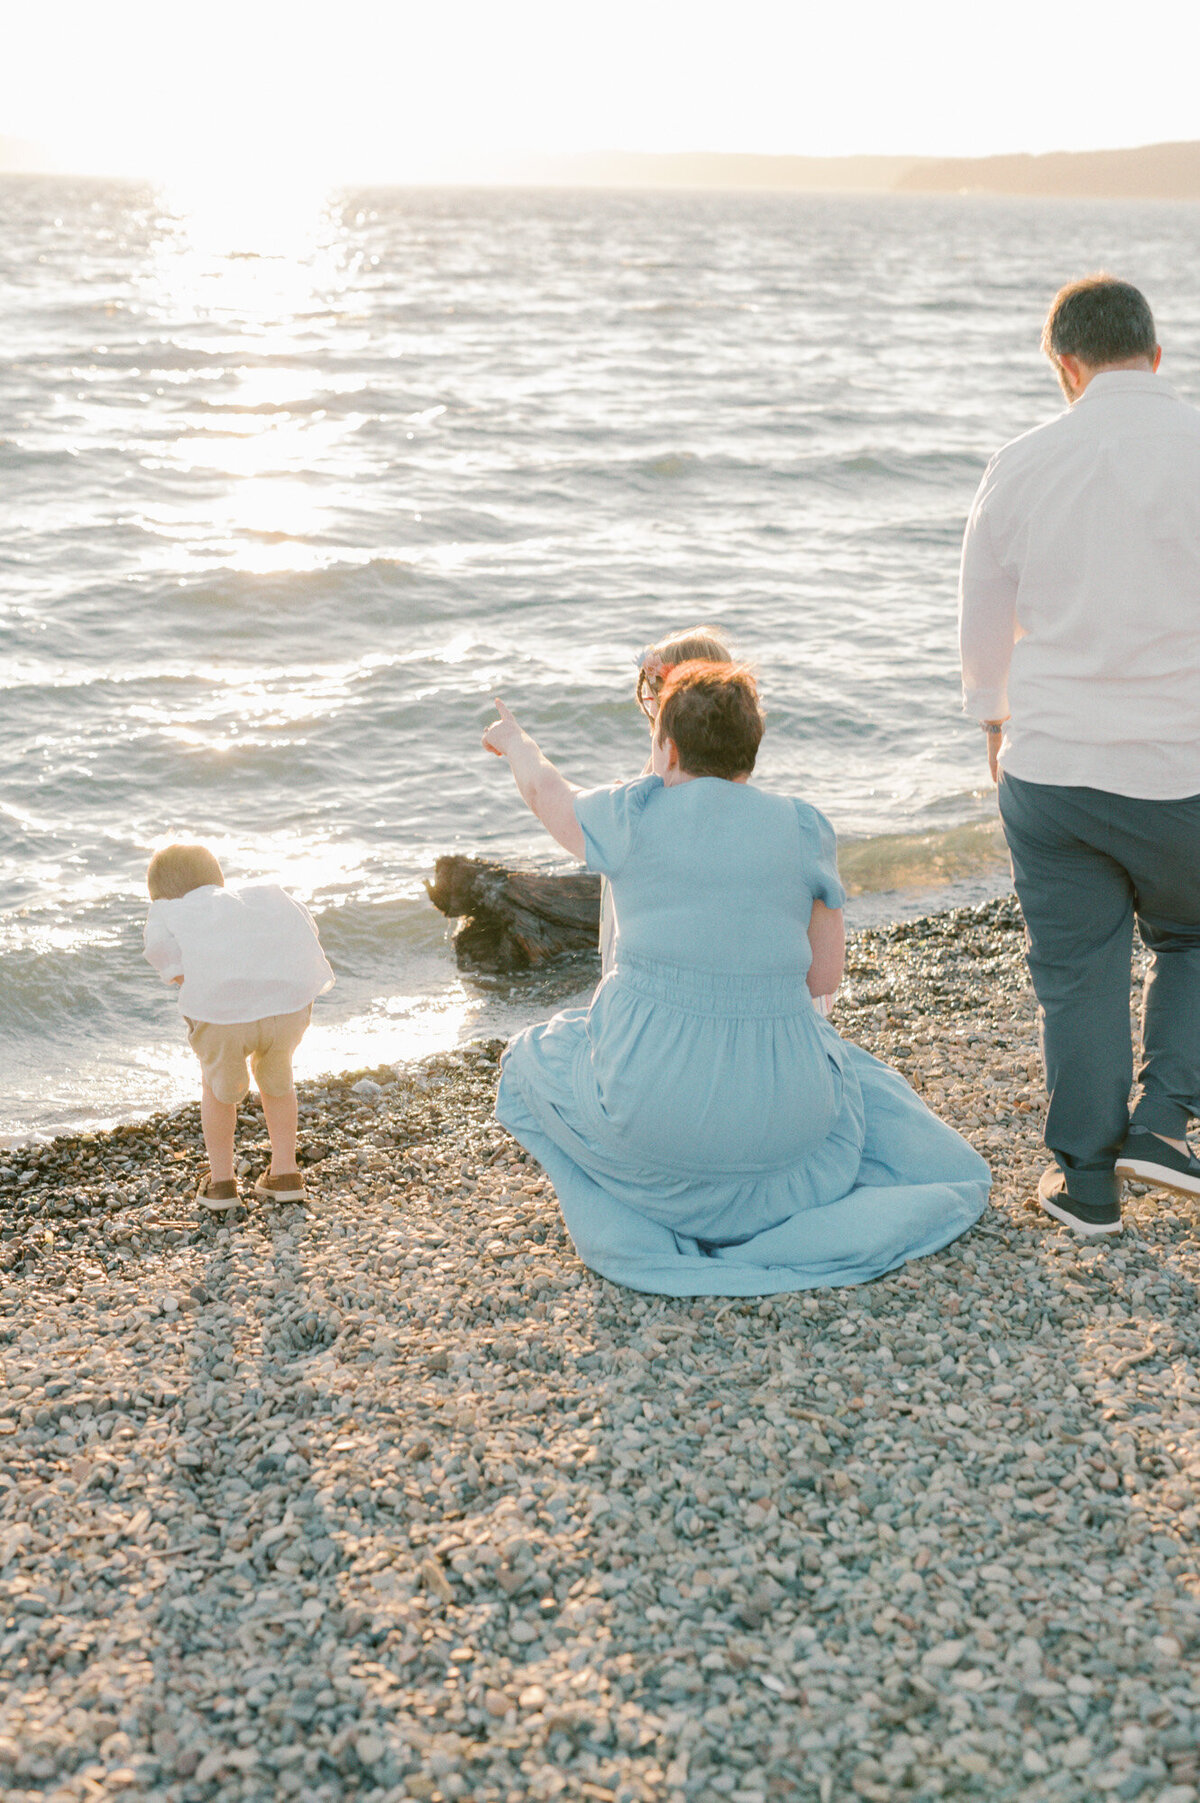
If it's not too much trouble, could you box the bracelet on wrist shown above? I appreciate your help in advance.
[981,722,1004,736]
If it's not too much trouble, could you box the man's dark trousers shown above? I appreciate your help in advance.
[998,773,1200,1208]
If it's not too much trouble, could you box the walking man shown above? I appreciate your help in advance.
[960,274,1200,1236]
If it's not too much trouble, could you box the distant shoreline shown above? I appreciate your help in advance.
[483,141,1200,201]
[5,137,1200,199]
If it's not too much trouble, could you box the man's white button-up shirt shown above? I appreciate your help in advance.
[959,370,1200,799]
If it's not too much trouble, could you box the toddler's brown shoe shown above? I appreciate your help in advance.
[196,1171,239,1213]
[254,1170,306,1203]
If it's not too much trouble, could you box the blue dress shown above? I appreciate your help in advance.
[497,776,990,1296]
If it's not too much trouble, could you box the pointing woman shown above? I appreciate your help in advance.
[483,662,989,1296]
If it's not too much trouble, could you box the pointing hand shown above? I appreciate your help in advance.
[483,698,522,758]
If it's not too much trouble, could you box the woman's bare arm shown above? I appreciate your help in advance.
[483,699,586,861]
[807,899,845,997]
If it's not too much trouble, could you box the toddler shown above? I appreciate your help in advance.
[144,844,334,1211]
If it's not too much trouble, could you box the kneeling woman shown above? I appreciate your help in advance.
[482,664,989,1296]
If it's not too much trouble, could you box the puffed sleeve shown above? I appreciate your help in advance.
[795,802,846,910]
[144,906,184,982]
[574,775,662,878]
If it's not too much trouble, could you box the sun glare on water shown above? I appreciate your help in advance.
[169,158,330,254]
[133,161,359,572]
[151,160,338,322]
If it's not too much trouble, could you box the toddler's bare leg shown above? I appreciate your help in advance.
[200,1082,237,1183]
[260,1087,298,1176]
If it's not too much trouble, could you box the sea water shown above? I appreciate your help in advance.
[3,177,1199,1141]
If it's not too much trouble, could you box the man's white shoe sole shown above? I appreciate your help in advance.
[1037,1194,1123,1237]
[1113,1157,1200,1199]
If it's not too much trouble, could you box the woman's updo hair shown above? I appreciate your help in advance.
[656,662,764,780]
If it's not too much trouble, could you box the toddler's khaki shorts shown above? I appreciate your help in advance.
[185,1006,312,1104]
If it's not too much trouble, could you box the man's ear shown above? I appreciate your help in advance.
[1057,352,1085,397]
[1153,344,1163,371]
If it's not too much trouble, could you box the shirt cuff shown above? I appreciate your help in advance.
[963,689,1008,721]
[145,946,184,981]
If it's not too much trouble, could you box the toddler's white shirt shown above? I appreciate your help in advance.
[144,884,335,1024]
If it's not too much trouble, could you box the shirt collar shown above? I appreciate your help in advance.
[1075,369,1176,405]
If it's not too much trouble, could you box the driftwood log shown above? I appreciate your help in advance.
[427,856,602,973]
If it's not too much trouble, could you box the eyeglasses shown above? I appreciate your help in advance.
[634,646,673,721]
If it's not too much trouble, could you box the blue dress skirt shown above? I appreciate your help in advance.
[497,776,990,1297]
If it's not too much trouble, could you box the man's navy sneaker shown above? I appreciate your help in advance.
[1115,1127,1200,1199]
[1037,1167,1123,1237]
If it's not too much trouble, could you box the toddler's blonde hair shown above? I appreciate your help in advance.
[147,843,225,900]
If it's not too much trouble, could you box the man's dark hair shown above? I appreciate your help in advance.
[1042,275,1157,367]
[656,661,764,779]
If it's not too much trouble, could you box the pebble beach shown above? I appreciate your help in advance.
[2,897,1199,1803]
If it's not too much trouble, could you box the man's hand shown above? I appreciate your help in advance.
[983,722,1005,784]
[482,698,523,759]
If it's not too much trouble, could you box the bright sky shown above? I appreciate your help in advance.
[4,0,1199,181]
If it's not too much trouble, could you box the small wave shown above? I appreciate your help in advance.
[824,449,988,485]
[642,452,699,478]
[0,937,150,1036]
[305,895,450,974]
[839,820,1009,898]
[187,386,409,420]
[189,397,320,417]
[0,440,81,469]
[913,295,985,313]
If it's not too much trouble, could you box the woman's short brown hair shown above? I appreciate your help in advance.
[147,843,225,899]
[656,662,764,779]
